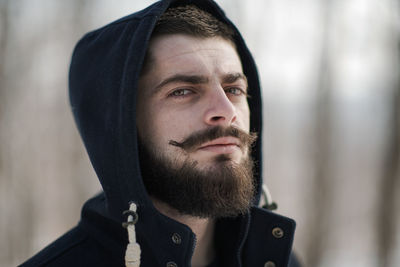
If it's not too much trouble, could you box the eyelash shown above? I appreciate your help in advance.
[168,88,193,98]
[225,87,247,97]
[167,87,248,99]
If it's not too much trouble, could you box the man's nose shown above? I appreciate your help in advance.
[203,86,237,127]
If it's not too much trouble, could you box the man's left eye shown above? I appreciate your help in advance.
[225,87,244,96]
[170,89,193,97]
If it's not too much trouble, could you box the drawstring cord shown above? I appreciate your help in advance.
[261,184,278,211]
[123,202,141,267]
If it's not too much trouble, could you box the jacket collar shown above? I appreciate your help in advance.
[80,194,295,266]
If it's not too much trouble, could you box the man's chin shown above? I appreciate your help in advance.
[139,138,255,218]
[188,157,239,173]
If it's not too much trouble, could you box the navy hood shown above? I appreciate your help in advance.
[69,0,263,223]
[20,1,299,266]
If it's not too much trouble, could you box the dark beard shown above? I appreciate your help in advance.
[138,126,257,218]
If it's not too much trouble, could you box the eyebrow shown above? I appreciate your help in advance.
[153,74,208,94]
[222,73,248,86]
[152,72,248,95]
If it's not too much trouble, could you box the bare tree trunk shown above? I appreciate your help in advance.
[306,0,334,266]
[0,0,37,264]
[375,2,400,264]
[377,69,400,267]
[0,0,13,264]
[0,0,10,140]
[0,0,9,82]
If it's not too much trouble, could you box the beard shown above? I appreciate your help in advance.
[138,126,257,218]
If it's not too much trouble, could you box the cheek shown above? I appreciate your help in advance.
[137,101,162,146]
[142,107,188,148]
[156,112,193,142]
[237,103,250,131]
[157,101,202,136]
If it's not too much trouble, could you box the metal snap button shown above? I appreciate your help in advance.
[166,261,178,267]
[264,261,276,267]
[272,227,284,238]
[171,233,182,244]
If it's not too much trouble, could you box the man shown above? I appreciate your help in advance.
[21,1,300,266]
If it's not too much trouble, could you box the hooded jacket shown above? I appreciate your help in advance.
[21,0,300,266]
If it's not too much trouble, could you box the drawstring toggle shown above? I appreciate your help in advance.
[123,202,141,267]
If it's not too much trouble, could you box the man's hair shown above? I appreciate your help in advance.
[141,4,236,75]
[153,5,234,40]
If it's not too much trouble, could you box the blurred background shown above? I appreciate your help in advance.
[1,0,399,266]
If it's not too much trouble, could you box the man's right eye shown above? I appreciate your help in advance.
[169,89,193,97]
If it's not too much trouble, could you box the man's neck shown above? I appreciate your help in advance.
[151,197,216,267]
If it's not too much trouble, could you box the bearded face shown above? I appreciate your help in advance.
[136,35,256,218]
[139,126,257,218]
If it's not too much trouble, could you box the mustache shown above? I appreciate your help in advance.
[169,126,258,152]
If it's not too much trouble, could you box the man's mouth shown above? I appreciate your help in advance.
[168,126,257,153]
[197,137,241,153]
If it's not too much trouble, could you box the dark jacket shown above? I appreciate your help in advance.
[21,0,300,266]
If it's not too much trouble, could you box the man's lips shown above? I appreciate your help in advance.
[197,137,241,153]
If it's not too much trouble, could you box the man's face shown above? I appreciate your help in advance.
[137,34,250,168]
[136,34,255,217]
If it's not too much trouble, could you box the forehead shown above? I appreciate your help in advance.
[145,34,243,80]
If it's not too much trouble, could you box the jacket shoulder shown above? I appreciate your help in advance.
[242,207,297,267]
[19,226,121,267]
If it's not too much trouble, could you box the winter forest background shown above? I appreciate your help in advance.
[1,0,399,266]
